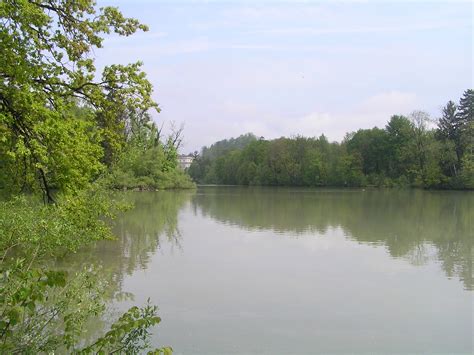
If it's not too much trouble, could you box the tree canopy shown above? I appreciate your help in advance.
[189,92,473,189]
[0,0,157,201]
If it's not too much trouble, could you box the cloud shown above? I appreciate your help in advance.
[283,91,419,140]
[357,91,418,115]
[221,4,330,22]
[91,1,470,153]
[185,91,419,149]
[244,22,457,36]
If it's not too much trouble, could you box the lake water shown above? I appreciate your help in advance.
[67,187,473,354]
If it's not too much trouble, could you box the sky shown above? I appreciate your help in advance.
[96,0,473,153]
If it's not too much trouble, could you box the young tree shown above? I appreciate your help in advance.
[437,101,458,141]
[436,101,461,176]
[459,120,474,188]
[457,89,474,161]
[437,96,472,170]
[410,111,447,187]
[409,111,431,181]
[457,89,474,125]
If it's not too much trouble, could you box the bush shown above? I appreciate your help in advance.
[105,145,195,190]
[0,192,171,353]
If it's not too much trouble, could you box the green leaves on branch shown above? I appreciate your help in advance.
[0,261,104,353]
[1,262,170,354]
[104,109,195,190]
[0,1,174,353]
[0,192,170,353]
[81,301,170,354]
[0,0,157,200]
[0,189,118,258]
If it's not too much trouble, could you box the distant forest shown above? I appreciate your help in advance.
[189,90,473,189]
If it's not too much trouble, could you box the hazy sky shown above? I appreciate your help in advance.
[96,0,472,152]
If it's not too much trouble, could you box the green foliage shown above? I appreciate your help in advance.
[385,115,415,178]
[107,145,195,190]
[0,0,157,201]
[437,90,474,176]
[0,188,119,258]
[0,193,171,353]
[104,108,195,190]
[1,263,169,354]
[458,121,474,188]
[0,101,105,200]
[80,301,168,354]
[0,1,179,352]
[201,133,258,161]
[0,262,104,353]
[459,153,474,188]
[188,133,257,183]
[457,89,474,127]
[190,92,473,190]
[346,127,389,176]
[191,135,367,187]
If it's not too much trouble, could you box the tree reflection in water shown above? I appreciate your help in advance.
[53,188,471,345]
[54,190,193,327]
[57,188,472,300]
[192,187,473,290]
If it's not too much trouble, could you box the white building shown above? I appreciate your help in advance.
[178,154,194,170]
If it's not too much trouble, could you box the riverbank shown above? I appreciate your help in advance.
[196,183,474,191]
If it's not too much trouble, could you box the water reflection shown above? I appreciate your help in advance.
[60,188,472,292]
[56,190,193,297]
[55,188,472,353]
[192,187,473,290]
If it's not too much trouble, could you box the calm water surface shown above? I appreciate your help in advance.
[66,187,473,354]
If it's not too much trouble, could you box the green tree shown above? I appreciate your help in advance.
[188,105,472,189]
[302,149,326,186]
[437,100,463,170]
[457,89,474,127]
[409,111,432,185]
[0,1,173,352]
[346,128,389,182]
[385,115,415,181]
[0,0,157,201]
[189,133,257,183]
[438,101,458,140]
[457,89,474,164]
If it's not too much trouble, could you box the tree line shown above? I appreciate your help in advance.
[189,91,473,189]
